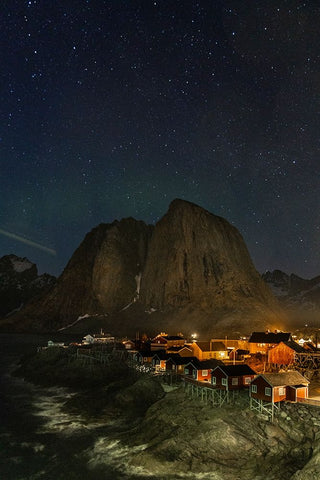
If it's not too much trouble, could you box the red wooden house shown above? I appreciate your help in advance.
[184,359,223,382]
[211,364,257,390]
[250,371,309,420]
[166,356,198,374]
[267,341,305,367]
[248,331,292,355]
[151,333,185,351]
[134,349,161,365]
[152,352,178,371]
[250,371,309,403]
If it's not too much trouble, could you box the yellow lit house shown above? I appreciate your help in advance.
[189,341,228,361]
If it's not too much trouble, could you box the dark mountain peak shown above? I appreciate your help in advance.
[0,255,38,282]
[262,270,289,286]
[1,201,284,335]
[168,198,199,211]
[0,255,56,318]
[140,199,278,319]
[168,198,217,219]
[0,254,36,274]
[165,199,241,243]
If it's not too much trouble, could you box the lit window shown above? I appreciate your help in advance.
[265,387,271,396]
[244,377,251,385]
[251,384,257,393]
[202,370,208,376]
[279,387,285,396]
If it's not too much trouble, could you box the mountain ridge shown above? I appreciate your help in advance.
[0,199,285,335]
[0,254,56,318]
[262,269,320,324]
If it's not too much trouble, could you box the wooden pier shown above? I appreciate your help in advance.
[183,376,236,407]
[73,347,127,366]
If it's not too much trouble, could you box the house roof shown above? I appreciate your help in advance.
[282,341,306,353]
[167,346,192,352]
[249,332,292,344]
[304,342,317,352]
[166,356,198,365]
[166,335,185,341]
[192,341,228,352]
[211,341,227,351]
[213,364,257,376]
[151,336,168,343]
[152,351,172,360]
[289,384,308,389]
[192,341,211,352]
[260,371,310,387]
[187,358,224,370]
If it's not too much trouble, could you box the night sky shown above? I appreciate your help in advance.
[1,1,319,279]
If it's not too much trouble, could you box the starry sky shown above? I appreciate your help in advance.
[1,0,319,279]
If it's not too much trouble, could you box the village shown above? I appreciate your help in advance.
[43,328,320,422]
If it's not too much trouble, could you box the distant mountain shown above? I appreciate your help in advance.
[1,200,285,336]
[262,269,320,312]
[0,254,56,317]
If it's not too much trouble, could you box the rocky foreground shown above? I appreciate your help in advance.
[13,348,320,480]
[124,389,320,480]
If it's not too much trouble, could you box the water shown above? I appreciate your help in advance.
[0,334,150,480]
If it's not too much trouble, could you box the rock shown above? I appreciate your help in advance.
[140,199,282,335]
[3,199,285,334]
[2,219,152,331]
[114,375,165,415]
[262,269,320,324]
[0,254,56,318]
[127,387,315,479]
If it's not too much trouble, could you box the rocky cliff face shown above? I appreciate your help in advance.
[1,200,284,334]
[141,199,274,310]
[2,219,152,331]
[138,199,282,334]
[0,255,56,317]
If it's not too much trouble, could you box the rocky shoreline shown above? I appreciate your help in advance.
[14,348,320,479]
